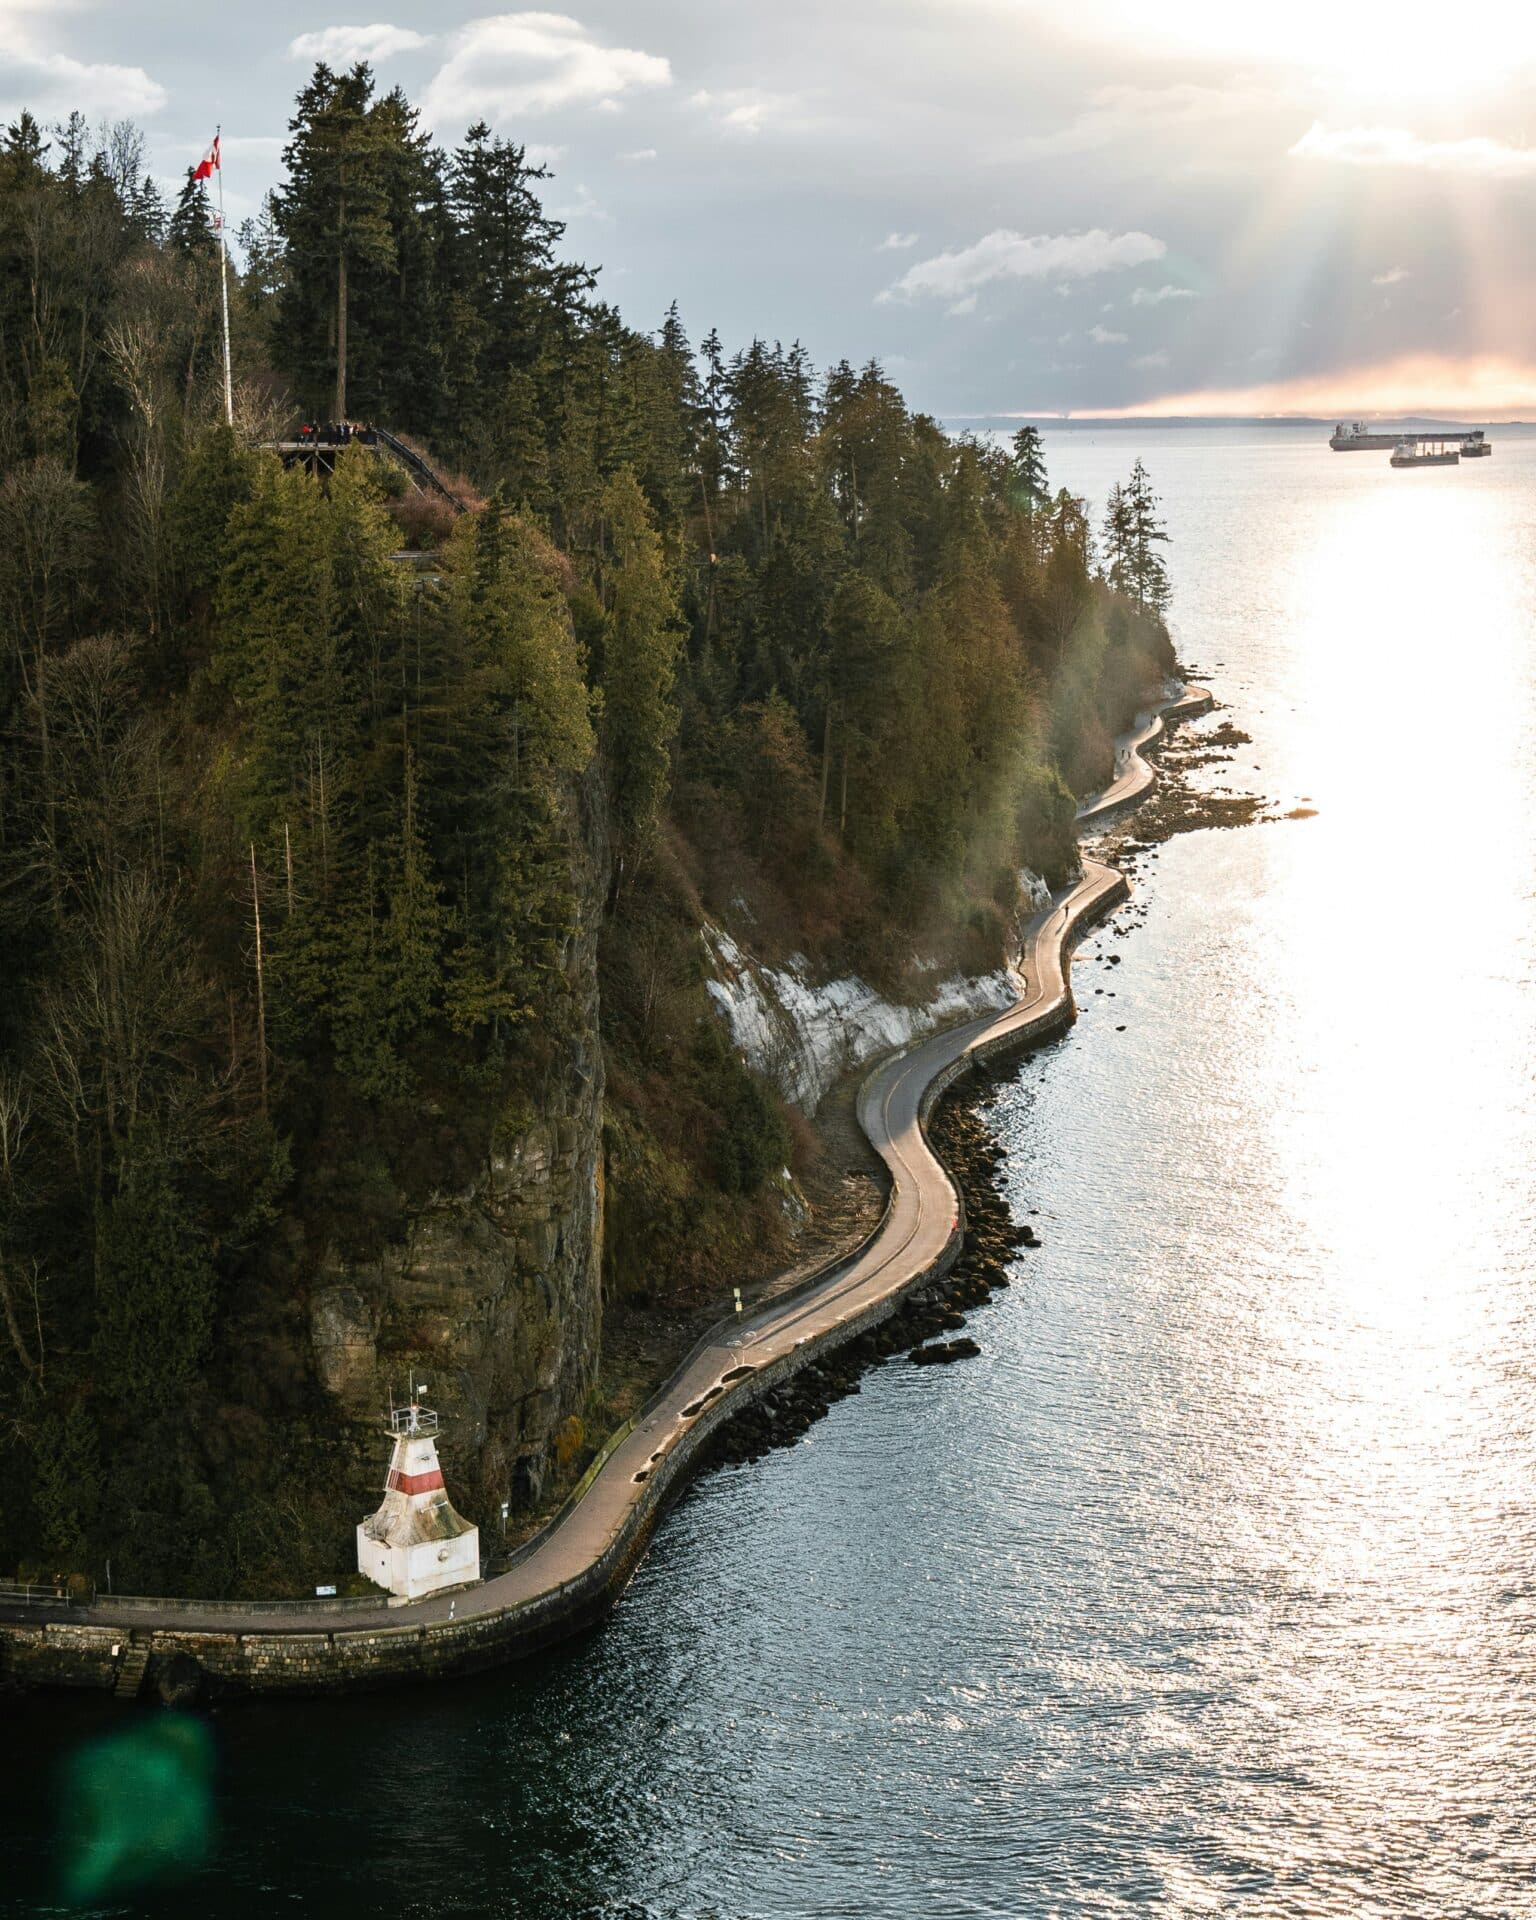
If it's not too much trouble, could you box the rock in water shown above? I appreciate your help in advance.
[908,1338,982,1366]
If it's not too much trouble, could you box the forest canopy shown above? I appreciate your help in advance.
[0,79,1175,1594]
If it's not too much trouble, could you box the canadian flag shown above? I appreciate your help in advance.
[192,134,220,182]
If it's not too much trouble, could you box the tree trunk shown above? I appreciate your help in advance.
[335,248,348,420]
[34,643,61,924]
[250,844,269,1119]
[818,702,833,829]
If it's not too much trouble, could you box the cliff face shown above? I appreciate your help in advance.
[702,868,1054,1115]
[309,772,610,1518]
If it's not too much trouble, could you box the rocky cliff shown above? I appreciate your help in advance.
[308,772,611,1520]
[702,867,1055,1115]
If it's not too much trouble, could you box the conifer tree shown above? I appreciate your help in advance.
[1124,457,1171,613]
[597,471,681,857]
[1010,424,1048,510]
[168,169,215,257]
[383,744,444,1036]
[274,63,396,418]
[1101,481,1134,596]
[214,457,346,820]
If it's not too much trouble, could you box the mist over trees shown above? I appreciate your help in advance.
[0,75,1174,1593]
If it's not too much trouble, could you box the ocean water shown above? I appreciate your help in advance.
[9,424,1536,1918]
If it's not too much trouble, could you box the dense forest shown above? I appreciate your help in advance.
[0,73,1175,1594]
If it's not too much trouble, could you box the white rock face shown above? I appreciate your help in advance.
[704,869,1052,1115]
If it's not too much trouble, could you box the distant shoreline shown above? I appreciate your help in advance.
[947,414,1532,432]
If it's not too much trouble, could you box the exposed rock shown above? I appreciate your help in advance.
[309,1285,379,1406]
[310,771,611,1520]
[909,1338,982,1366]
[701,867,1052,1114]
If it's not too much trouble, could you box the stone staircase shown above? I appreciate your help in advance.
[113,1640,150,1701]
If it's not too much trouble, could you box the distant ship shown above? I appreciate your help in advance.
[1331,420,1493,456]
[1330,422,1403,450]
[1390,438,1459,468]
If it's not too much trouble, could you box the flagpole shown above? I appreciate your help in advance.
[215,124,233,428]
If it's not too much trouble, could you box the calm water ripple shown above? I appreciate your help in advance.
[8,425,1536,1917]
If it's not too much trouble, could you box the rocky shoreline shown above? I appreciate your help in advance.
[704,681,1258,1475]
[704,1098,1033,1468]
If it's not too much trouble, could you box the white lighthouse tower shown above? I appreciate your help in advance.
[356,1391,480,1602]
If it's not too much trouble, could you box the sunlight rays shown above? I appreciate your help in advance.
[1050,0,1536,97]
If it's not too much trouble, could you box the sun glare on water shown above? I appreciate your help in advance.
[1248,467,1536,1495]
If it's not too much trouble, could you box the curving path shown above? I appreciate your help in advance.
[9,685,1211,1669]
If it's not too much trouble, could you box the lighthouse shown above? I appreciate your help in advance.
[356,1392,480,1602]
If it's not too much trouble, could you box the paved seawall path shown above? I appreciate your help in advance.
[0,685,1212,1696]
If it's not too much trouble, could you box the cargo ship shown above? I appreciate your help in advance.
[1390,438,1459,468]
[1331,420,1492,455]
[1330,421,1404,450]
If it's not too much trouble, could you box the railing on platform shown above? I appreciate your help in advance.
[387,1403,439,1438]
[0,1581,77,1608]
[372,426,469,515]
[262,426,469,517]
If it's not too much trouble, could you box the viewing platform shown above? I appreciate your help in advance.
[262,424,469,513]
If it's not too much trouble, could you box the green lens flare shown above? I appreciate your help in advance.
[57,1714,216,1905]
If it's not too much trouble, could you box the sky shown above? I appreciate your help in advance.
[6,0,1536,417]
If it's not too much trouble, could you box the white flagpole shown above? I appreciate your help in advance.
[215,125,233,428]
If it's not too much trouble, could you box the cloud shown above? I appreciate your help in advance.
[1021,79,1293,159]
[1289,122,1536,177]
[1131,283,1195,307]
[1085,352,1536,418]
[947,294,978,317]
[1131,349,1169,369]
[885,228,1165,304]
[1089,324,1128,345]
[1372,266,1410,285]
[691,87,798,135]
[617,146,656,162]
[288,23,431,63]
[424,13,669,125]
[878,231,919,252]
[0,49,165,120]
[550,180,609,222]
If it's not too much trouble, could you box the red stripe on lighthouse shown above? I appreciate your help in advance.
[387,1467,445,1495]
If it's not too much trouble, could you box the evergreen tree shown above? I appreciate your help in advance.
[236,191,287,331]
[274,63,396,418]
[1009,425,1048,510]
[94,1156,215,1398]
[446,121,592,456]
[1101,481,1134,596]
[597,471,681,857]
[382,744,445,1038]
[213,456,347,822]
[168,168,215,257]
[1123,457,1171,613]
